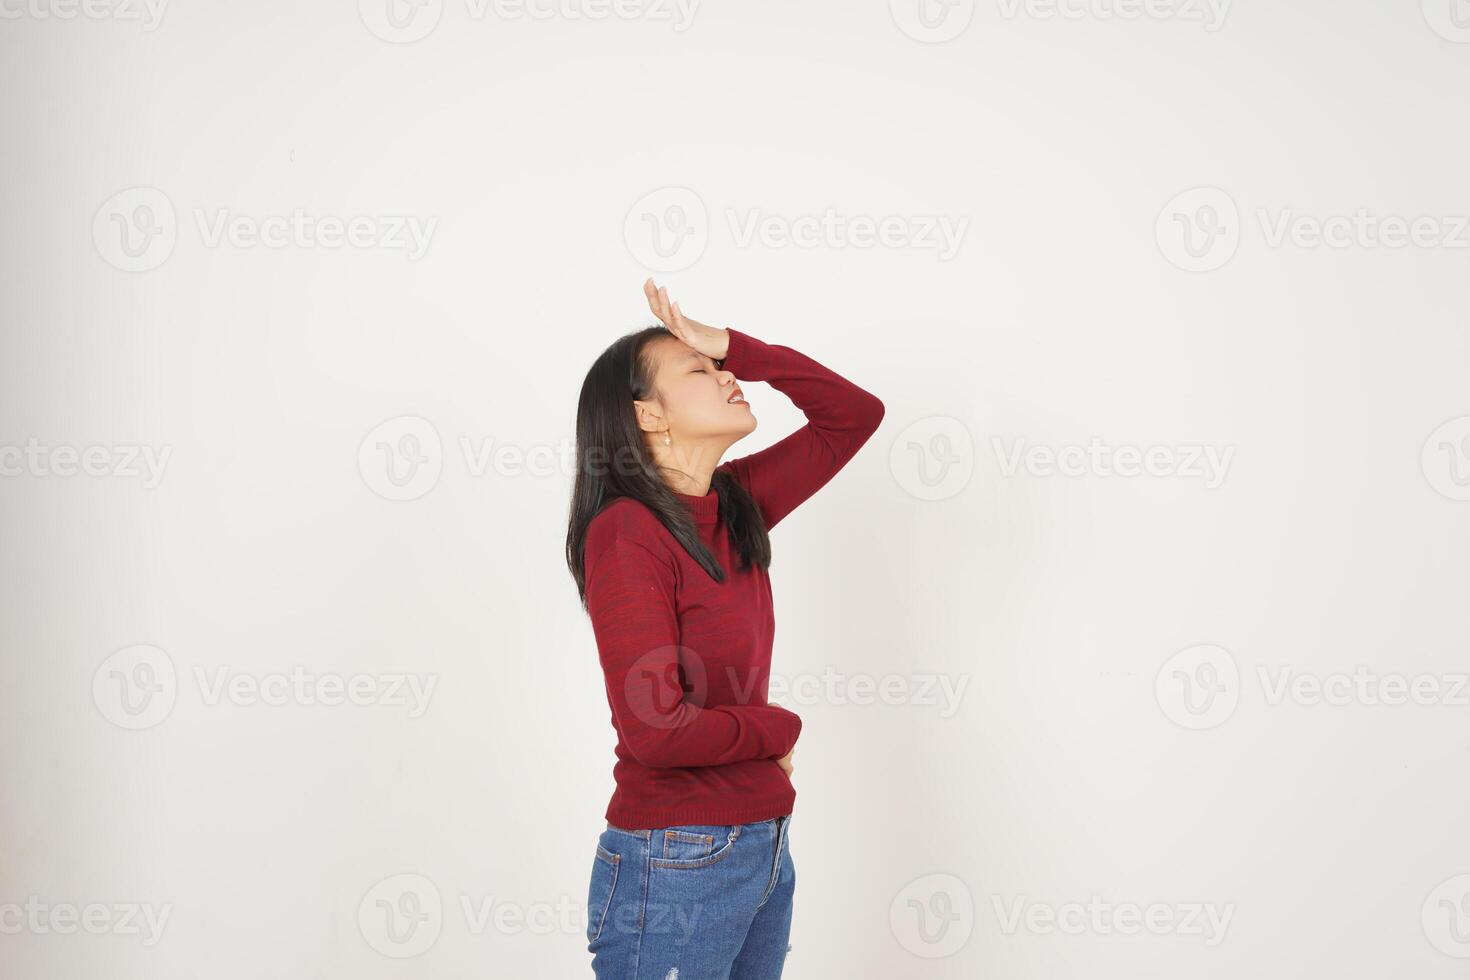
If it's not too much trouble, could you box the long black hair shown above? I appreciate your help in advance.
[566,325,771,607]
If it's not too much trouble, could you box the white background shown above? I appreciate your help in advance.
[3,0,1469,977]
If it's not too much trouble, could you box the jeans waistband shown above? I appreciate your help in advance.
[606,814,789,838]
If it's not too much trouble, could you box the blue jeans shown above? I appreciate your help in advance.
[586,814,795,979]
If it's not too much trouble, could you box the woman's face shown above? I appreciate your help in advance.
[638,336,756,451]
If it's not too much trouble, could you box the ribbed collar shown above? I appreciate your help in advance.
[673,487,720,526]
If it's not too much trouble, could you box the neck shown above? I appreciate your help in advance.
[650,437,728,496]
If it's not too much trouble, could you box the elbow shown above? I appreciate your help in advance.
[859,392,885,437]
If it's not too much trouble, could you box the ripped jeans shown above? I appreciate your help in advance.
[586,814,794,980]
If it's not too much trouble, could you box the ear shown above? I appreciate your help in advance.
[632,397,665,435]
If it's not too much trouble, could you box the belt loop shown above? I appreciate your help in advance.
[605,821,651,839]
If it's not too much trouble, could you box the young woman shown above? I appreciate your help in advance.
[566,279,885,979]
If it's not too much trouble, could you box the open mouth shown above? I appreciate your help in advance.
[727,390,746,405]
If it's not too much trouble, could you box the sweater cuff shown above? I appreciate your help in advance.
[768,704,802,757]
[780,709,803,756]
[719,326,763,378]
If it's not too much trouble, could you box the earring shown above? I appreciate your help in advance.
[663,432,671,446]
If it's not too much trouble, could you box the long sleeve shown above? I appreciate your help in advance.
[716,326,885,531]
[584,533,803,768]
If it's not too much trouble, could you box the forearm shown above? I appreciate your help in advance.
[719,326,885,442]
[717,326,885,529]
[613,700,802,769]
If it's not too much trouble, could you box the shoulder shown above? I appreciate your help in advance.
[714,460,742,487]
[585,497,676,568]
[713,461,757,509]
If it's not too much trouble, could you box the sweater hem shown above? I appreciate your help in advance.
[605,792,795,830]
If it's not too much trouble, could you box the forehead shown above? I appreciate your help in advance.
[651,336,714,372]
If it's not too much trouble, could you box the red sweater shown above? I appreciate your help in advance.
[582,326,885,828]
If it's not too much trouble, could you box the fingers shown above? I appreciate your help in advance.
[643,278,683,336]
[643,277,667,326]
